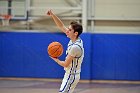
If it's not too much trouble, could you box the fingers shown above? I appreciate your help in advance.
[49,56,58,60]
[47,9,53,16]
[47,11,50,16]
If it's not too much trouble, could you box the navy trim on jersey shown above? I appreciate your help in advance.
[67,38,81,47]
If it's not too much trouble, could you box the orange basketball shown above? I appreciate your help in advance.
[48,42,63,58]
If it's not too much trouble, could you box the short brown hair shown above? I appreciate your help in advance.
[70,21,83,37]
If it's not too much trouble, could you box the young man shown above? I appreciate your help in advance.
[47,10,84,93]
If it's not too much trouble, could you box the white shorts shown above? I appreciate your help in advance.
[59,73,80,93]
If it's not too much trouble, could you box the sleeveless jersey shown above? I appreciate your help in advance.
[64,37,84,74]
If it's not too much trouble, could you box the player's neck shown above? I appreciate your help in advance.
[71,37,78,43]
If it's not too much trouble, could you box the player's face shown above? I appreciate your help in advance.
[66,25,75,39]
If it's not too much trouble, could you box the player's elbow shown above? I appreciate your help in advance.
[63,64,69,68]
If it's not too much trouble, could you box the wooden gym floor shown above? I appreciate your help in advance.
[0,79,140,93]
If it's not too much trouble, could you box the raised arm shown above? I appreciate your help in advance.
[47,10,68,34]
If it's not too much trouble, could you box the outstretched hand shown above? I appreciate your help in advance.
[47,9,53,16]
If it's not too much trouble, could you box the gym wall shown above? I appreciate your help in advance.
[0,32,140,81]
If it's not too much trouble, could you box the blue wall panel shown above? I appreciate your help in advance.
[0,32,140,80]
[0,32,91,79]
[0,32,67,78]
[91,34,140,80]
[80,33,92,80]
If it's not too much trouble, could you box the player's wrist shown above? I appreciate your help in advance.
[56,59,59,63]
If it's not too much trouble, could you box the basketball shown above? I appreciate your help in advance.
[47,42,63,58]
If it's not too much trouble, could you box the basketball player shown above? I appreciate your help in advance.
[47,9,84,93]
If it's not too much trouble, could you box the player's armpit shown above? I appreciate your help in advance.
[64,55,74,67]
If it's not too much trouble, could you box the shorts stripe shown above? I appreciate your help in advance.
[68,58,79,92]
[59,61,74,92]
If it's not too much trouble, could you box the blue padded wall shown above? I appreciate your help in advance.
[0,32,140,80]
[0,32,91,79]
[0,32,69,78]
[91,34,140,81]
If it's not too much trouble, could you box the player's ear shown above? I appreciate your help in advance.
[74,32,78,36]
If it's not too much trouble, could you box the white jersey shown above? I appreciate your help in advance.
[64,37,84,74]
[59,38,84,93]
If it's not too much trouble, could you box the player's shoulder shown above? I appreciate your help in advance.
[68,38,83,48]
[75,38,83,44]
[71,44,82,52]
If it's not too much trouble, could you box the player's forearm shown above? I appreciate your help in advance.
[51,13,64,30]
[55,59,68,67]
